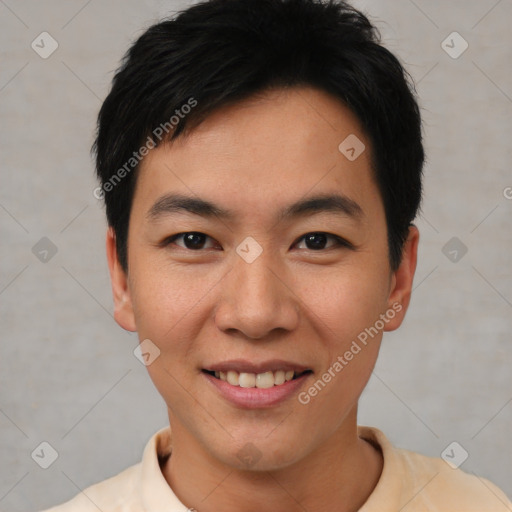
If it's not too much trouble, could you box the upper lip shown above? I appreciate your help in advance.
[203,359,311,374]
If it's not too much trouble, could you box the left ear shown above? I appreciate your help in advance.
[383,224,419,331]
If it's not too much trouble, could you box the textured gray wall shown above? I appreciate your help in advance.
[1,0,511,510]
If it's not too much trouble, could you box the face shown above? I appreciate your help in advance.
[107,86,418,471]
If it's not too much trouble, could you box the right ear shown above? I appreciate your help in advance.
[106,227,137,332]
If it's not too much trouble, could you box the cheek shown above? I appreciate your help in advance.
[299,261,390,341]
[128,255,231,366]
[128,264,209,399]
[129,263,192,346]
[294,269,386,423]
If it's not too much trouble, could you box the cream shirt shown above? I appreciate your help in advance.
[43,425,512,511]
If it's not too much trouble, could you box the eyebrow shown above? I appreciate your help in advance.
[146,192,363,223]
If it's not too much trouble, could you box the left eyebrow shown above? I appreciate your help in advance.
[146,192,364,223]
[277,193,363,222]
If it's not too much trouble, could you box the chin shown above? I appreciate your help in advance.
[213,432,307,472]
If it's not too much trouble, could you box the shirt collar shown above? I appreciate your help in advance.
[358,425,403,511]
[140,426,190,511]
[139,424,400,511]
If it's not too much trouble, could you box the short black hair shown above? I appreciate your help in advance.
[93,0,424,273]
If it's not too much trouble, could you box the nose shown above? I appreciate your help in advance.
[214,249,300,340]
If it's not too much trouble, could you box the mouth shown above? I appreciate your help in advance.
[201,368,313,389]
[201,360,314,408]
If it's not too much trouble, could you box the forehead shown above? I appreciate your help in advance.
[132,86,383,226]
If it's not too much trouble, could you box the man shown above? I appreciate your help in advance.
[45,0,512,510]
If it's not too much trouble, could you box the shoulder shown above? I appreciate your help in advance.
[40,463,141,512]
[398,447,512,511]
[39,427,173,512]
[358,426,512,512]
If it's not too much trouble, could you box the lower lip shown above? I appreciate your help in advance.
[202,371,312,409]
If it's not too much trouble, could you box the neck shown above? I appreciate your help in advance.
[162,407,383,512]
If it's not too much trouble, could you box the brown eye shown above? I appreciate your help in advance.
[295,232,353,251]
[165,232,217,250]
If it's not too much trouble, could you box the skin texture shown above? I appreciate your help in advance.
[106,86,419,512]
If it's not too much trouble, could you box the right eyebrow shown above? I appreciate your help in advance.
[147,193,236,221]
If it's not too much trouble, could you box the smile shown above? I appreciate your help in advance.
[203,369,312,388]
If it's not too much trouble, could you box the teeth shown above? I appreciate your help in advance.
[256,371,274,389]
[227,370,239,386]
[239,372,256,388]
[274,370,285,385]
[210,369,304,388]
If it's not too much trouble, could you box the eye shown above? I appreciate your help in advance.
[294,232,353,251]
[161,231,353,252]
[163,232,219,251]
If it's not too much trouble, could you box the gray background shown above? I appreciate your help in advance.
[1,0,511,510]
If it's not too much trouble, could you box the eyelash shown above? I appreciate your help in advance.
[161,231,354,252]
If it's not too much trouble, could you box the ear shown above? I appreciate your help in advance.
[383,224,419,332]
[106,227,137,332]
